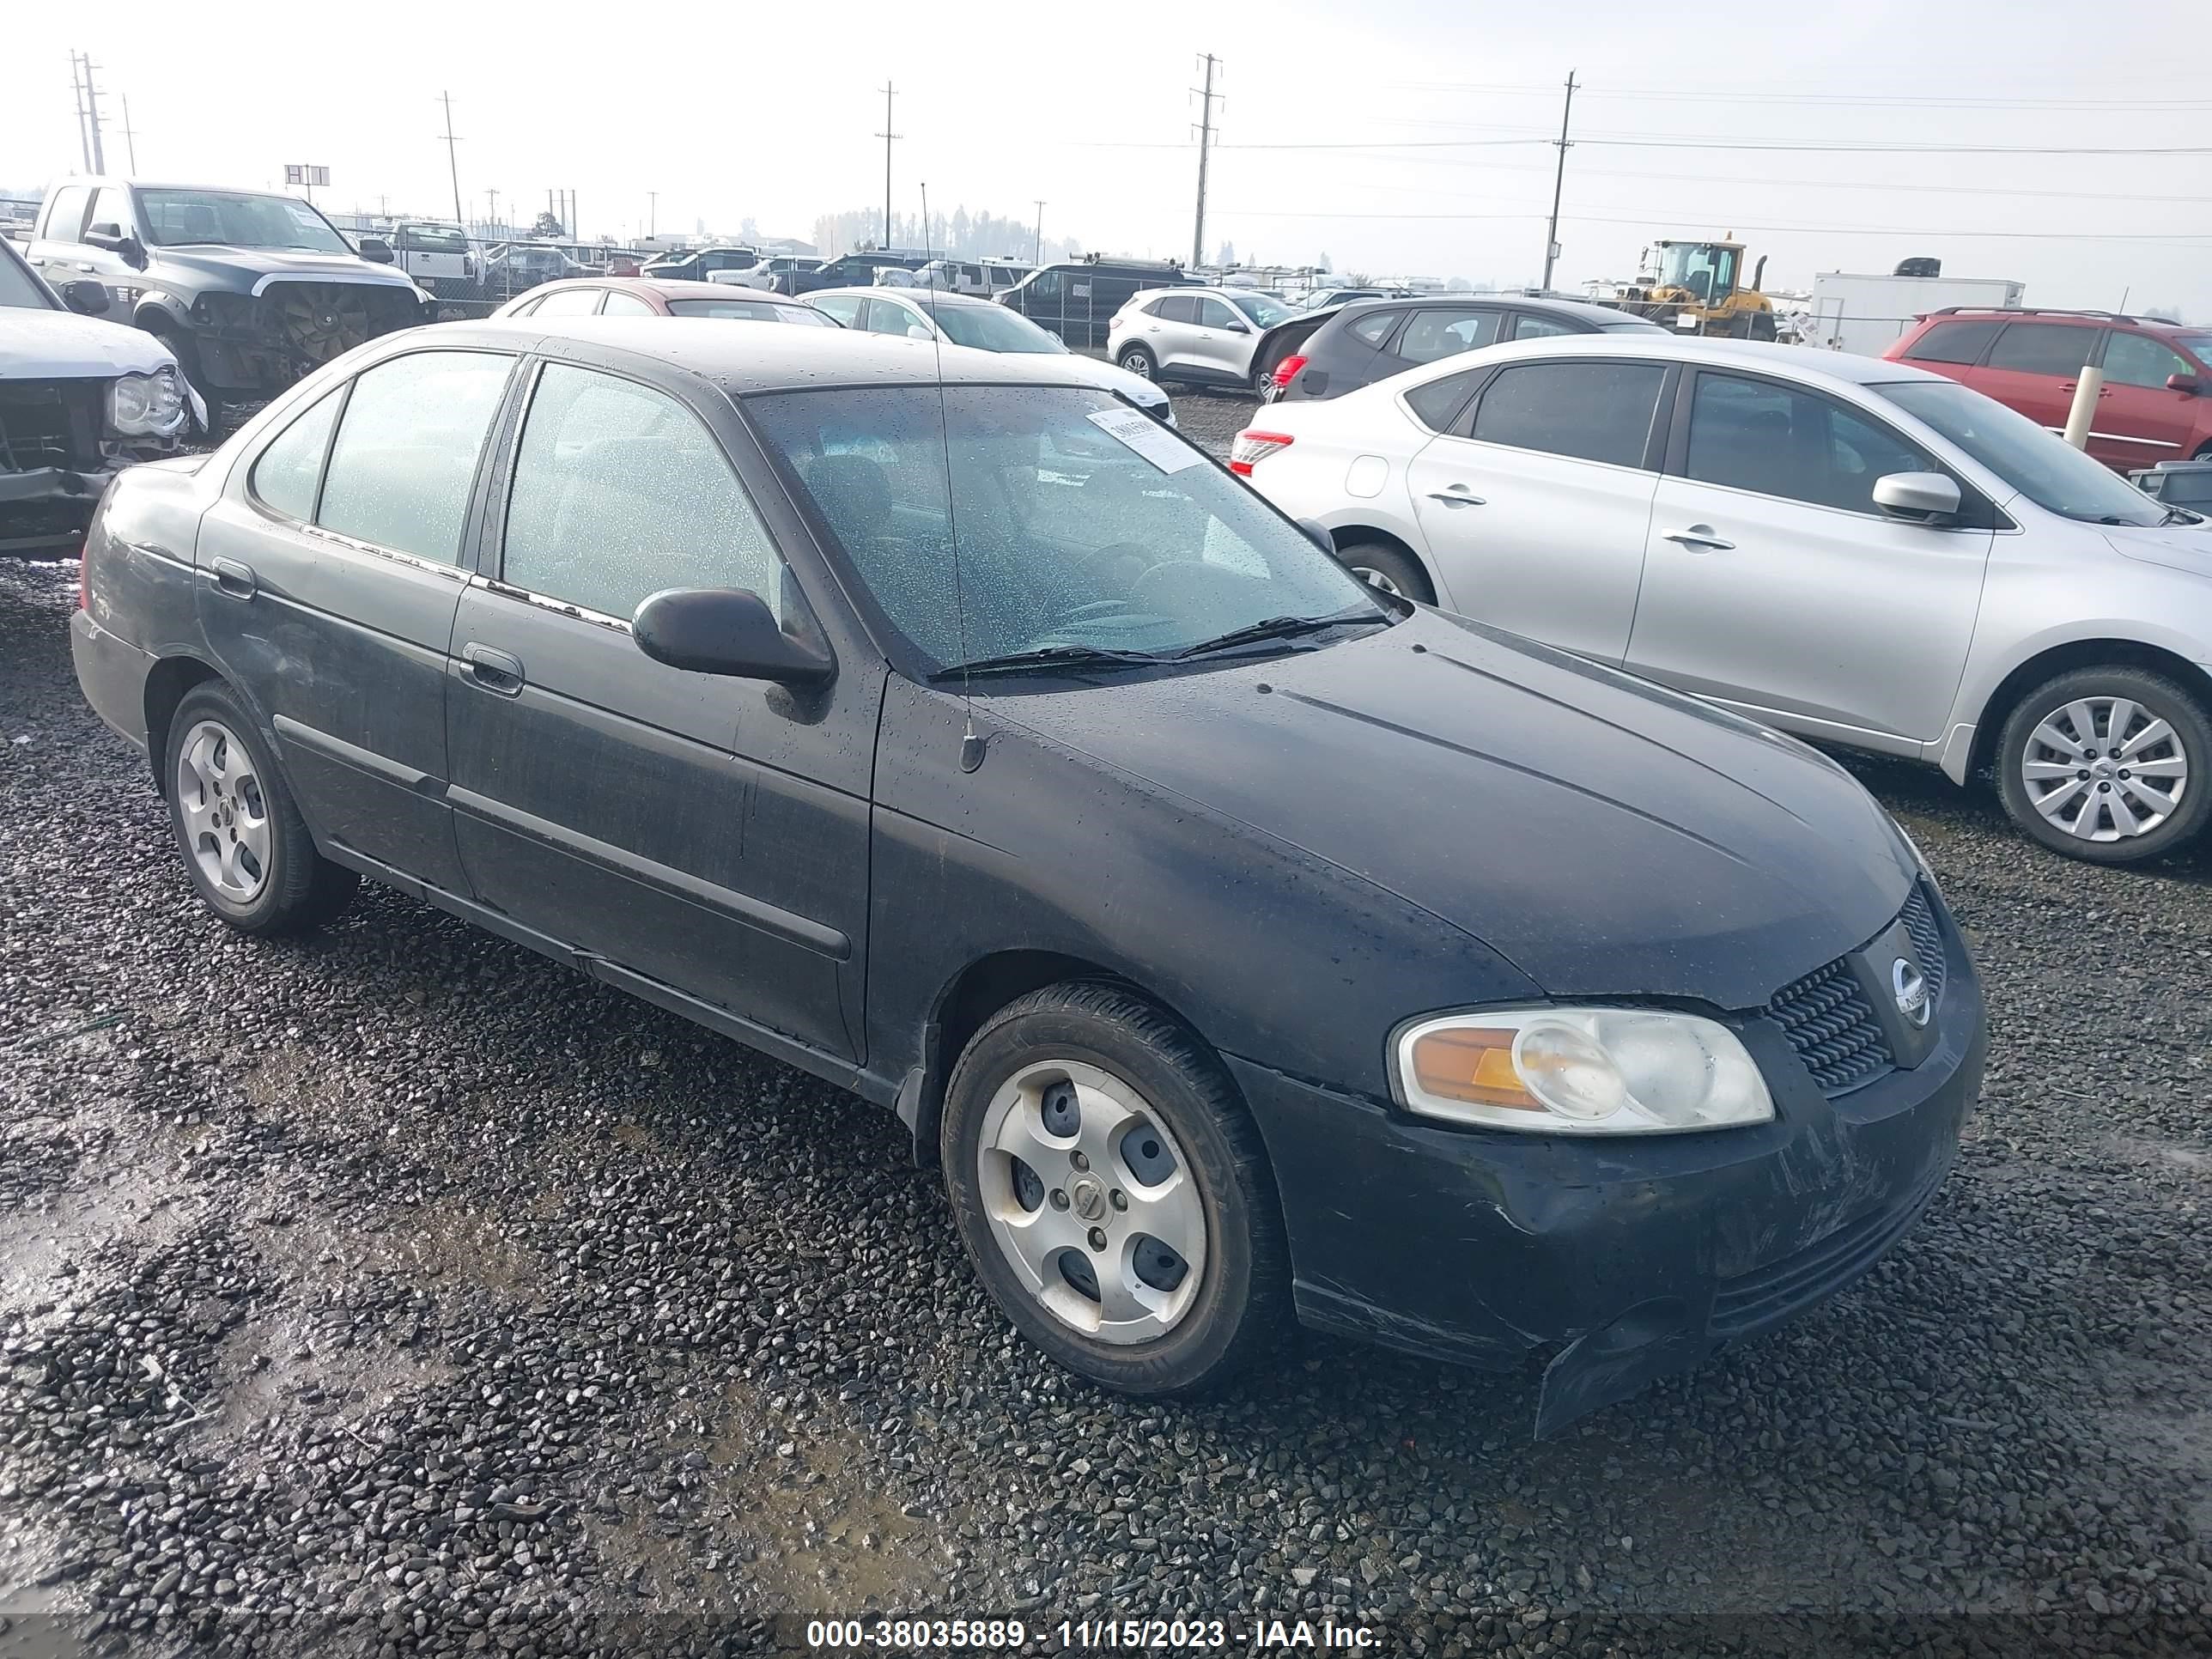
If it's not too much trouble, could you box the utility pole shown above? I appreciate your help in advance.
[1032,199,1046,264]
[70,54,92,172]
[71,52,108,173]
[1191,53,1219,270]
[485,188,499,234]
[439,92,465,229]
[875,82,900,248]
[1540,70,1577,294]
[120,93,139,173]
[647,191,657,237]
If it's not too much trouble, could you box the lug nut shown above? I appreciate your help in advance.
[1109,1190,1128,1212]
[1049,1189,1070,1211]
[1070,1151,1089,1171]
[1087,1227,1108,1252]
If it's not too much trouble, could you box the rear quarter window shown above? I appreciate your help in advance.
[1902,319,2002,366]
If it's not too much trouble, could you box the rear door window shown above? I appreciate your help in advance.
[532,288,604,317]
[1397,309,1501,364]
[1154,295,1198,324]
[1468,361,1667,468]
[1985,322,2097,377]
[811,293,864,327]
[249,389,343,521]
[599,289,655,316]
[1900,319,2002,366]
[41,185,92,243]
[315,351,514,562]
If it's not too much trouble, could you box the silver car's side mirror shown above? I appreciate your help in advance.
[1873,471,1961,525]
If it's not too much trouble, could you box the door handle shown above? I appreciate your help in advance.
[210,556,257,598]
[461,641,525,695]
[1425,487,1486,507]
[1661,526,1735,551]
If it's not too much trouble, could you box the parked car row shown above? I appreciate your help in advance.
[70,319,1984,1438]
[1238,333,2210,865]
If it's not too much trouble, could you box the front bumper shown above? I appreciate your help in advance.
[1230,886,1986,1436]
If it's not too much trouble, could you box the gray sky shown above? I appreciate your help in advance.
[10,0,2211,317]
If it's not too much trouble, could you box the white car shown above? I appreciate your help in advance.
[1236,332,2212,865]
[1107,286,1297,392]
[805,287,1175,425]
[0,235,199,553]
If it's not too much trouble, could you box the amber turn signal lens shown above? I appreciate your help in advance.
[1407,1027,1543,1111]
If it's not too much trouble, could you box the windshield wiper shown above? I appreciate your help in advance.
[1170,611,1386,659]
[2160,505,2204,526]
[930,644,1164,681]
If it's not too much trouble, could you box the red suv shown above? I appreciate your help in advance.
[1883,307,2212,472]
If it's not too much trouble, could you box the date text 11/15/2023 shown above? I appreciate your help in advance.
[799,1617,1382,1651]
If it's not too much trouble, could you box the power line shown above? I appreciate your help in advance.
[1212,204,2212,242]
[1060,132,2212,156]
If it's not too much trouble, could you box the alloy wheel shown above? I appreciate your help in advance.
[2018,695,2190,843]
[174,719,273,901]
[975,1059,1206,1345]
[1119,352,1154,380]
[1352,566,1404,598]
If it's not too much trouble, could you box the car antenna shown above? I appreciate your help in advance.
[920,180,984,774]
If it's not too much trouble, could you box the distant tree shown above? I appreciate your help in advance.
[1444,276,1472,292]
[738,216,762,243]
[1216,240,1237,267]
[1345,270,1371,286]
[530,210,564,237]
[2144,304,2183,322]
[1316,251,1333,273]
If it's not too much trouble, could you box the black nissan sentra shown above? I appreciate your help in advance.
[70,321,1985,1432]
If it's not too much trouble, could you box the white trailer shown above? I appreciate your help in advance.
[1808,270,2025,356]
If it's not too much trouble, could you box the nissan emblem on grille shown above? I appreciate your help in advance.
[1893,957,1931,1028]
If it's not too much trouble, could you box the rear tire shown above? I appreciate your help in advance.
[1336,541,1434,605]
[1116,345,1157,380]
[1995,665,2212,865]
[163,683,359,934]
[940,981,1289,1398]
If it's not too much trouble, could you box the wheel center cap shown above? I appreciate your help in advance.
[1069,1176,1107,1222]
[2092,758,2119,780]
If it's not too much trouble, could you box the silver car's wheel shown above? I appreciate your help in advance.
[1117,349,1155,380]
[2018,695,2190,843]
[1352,565,1403,598]
[975,1059,1206,1346]
[174,718,273,902]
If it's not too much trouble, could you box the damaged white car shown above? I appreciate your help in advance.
[1,234,200,556]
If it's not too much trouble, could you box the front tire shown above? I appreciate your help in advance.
[1336,540,1434,604]
[1116,345,1157,381]
[1996,665,2212,864]
[164,684,359,934]
[940,982,1289,1397]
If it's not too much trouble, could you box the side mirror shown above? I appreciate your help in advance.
[356,237,395,264]
[1297,518,1335,554]
[59,279,111,316]
[2168,373,2201,395]
[85,223,147,269]
[1224,319,1250,334]
[1872,471,1961,525]
[633,586,835,686]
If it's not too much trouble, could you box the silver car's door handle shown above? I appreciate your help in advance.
[1661,526,1735,551]
[1425,488,1486,507]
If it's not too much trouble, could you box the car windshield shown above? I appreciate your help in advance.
[137,189,353,253]
[927,303,1066,354]
[1229,293,1293,328]
[0,245,53,309]
[1880,379,2171,526]
[749,385,1387,673]
[2174,333,2212,367]
[667,299,831,324]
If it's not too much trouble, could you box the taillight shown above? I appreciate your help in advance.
[1228,430,1293,476]
[1272,354,1308,389]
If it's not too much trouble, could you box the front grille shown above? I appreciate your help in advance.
[1900,884,1946,1003]
[0,380,100,473]
[1765,881,1950,1097]
[1766,957,1891,1094]
[257,283,421,366]
[1711,1151,1952,1338]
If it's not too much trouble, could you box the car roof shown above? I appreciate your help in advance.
[1334,293,1642,326]
[538,276,805,303]
[440,317,1101,393]
[1441,331,1952,387]
[810,286,996,307]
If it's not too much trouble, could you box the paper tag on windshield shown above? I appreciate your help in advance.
[1087,407,1203,474]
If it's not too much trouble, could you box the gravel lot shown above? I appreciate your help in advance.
[2,390,2209,1656]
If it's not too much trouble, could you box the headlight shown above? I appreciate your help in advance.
[1395,1006,1774,1135]
[108,368,187,438]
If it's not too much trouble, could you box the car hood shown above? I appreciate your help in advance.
[151,246,422,291]
[1056,352,1172,416]
[994,608,1916,1009]
[0,307,179,379]
[2106,521,2212,574]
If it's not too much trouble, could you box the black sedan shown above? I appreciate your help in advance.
[70,322,1982,1432]
[1266,293,1666,402]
